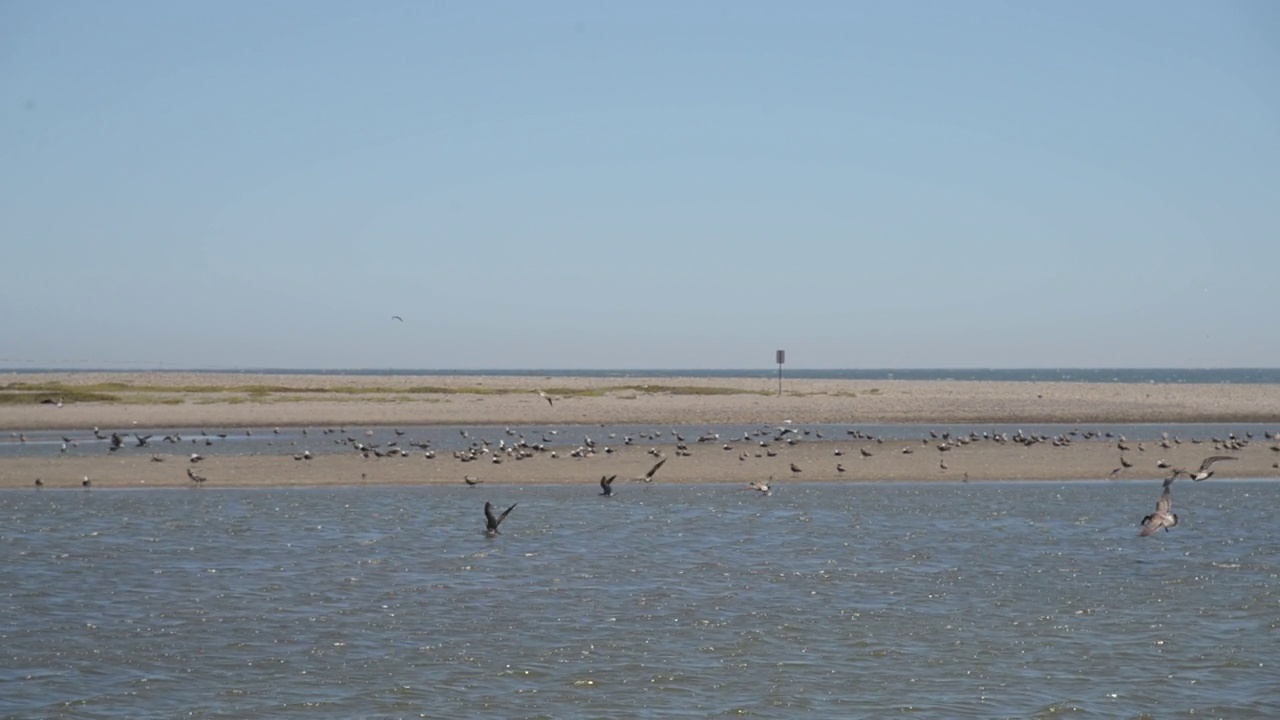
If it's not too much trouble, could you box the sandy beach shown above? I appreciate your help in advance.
[2,372,1278,488]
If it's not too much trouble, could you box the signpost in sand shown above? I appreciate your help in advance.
[776,350,785,396]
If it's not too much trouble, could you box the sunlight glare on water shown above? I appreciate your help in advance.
[2,481,1278,718]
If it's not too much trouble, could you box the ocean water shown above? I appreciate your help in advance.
[7,367,1280,383]
[3,482,1278,718]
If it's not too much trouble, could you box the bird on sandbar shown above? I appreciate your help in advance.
[484,501,517,535]
[1169,455,1237,482]
[464,475,482,486]
[34,478,43,488]
[789,462,802,474]
[82,476,91,488]
[187,467,207,486]
[1140,482,1178,537]
[632,457,668,483]
[599,474,618,496]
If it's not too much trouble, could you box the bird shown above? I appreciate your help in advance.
[537,390,554,407]
[1140,483,1178,537]
[599,474,618,496]
[632,457,668,482]
[391,315,404,322]
[464,475,482,486]
[34,478,43,488]
[187,468,207,486]
[747,479,772,495]
[1171,455,1238,482]
[789,462,802,474]
[484,501,517,535]
[82,476,91,488]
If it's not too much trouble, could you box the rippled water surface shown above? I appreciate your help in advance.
[3,482,1278,718]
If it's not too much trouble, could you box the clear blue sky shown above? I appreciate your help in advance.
[3,1,1277,369]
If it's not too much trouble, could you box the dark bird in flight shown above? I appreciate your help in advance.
[632,457,668,482]
[392,315,404,322]
[484,501,517,535]
[537,390,554,406]
[599,474,618,496]
[1170,455,1237,482]
[1140,484,1178,536]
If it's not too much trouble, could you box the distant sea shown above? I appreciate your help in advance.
[6,368,1280,384]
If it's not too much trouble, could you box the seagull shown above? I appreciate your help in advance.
[392,315,404,322]
[599,474,618,496]
[632,457,668,482]
[464,475,482,486]
[187,468,207,486]
[537,390,554,407]
[1171,455,1238,482]
[1140,484,1178,536]
[747,478,772,495]
[484,501,517,535]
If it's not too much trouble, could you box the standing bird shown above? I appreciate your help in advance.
[599,474,618,496]
[1140,482,1178,536]
[82,476,91,488]
[789,462,802,474]
[484,501,517,535]
[1171,455,1238,482]
[464,475,482,486]
[632,457,668,483]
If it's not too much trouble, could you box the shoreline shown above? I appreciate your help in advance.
[3,373,1278,488]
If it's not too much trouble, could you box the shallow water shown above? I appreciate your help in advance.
[4,422,1275,460]
[2,482,1278,718]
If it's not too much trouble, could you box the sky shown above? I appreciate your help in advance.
[2,1,1278,370]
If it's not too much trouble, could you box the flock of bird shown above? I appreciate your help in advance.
[17,416,1279,538]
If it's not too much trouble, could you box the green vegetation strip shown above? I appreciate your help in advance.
[1,381,764,404]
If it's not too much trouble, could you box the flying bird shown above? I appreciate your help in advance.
[484,501,517,535]
[599,474,618,496]
[537,390,554,406]
[392,315,404,322]
[1171,455,1238,482]
[187,467,207,486]
[1140,484,1178,537]
[632,457,668,482]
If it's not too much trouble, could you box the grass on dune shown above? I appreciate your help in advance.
[0,381,764,404]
